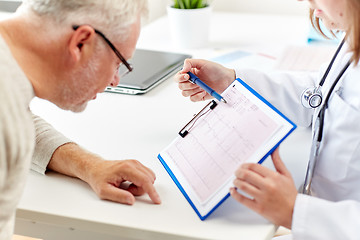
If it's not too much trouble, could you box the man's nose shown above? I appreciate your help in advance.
[110,74,120,87]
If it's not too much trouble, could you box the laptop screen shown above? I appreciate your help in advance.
[105,49,191,95]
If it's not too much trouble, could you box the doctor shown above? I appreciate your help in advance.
[175,0,360,239]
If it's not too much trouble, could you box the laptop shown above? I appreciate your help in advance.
[105,49,191,95]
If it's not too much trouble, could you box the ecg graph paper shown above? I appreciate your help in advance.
[165,85,281,204]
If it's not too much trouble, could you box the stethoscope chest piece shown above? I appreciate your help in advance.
[301,87,323,109]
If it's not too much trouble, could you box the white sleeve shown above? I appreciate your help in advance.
[235,68,318,127]
[292,194,360,240]
[31,114,72,174]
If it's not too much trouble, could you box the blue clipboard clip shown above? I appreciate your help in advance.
[179,100,218,138]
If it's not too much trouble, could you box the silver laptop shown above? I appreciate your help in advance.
[105,49,191,95]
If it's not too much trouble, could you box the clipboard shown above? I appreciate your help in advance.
[158,78,297,220]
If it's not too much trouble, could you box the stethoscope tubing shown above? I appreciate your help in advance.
[302,38,352,195]
[317,60,351,142]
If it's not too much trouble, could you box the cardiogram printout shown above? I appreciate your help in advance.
[158,78,296,220]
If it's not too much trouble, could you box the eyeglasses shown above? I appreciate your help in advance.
[72,25,133,78]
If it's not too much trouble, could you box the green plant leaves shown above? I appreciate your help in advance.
[173,0,207,9]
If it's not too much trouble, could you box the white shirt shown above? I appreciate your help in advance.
[236,40,360,240]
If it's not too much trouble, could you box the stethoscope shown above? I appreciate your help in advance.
[301,38,352,195]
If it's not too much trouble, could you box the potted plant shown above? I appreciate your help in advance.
[167,0,212,49]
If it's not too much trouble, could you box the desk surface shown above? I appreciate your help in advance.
[16,12,312,240]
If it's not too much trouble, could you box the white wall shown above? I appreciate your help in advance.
[211,0,308,15]
[146,0,169,24]
[146,0,309,24]
[0,0,309,25]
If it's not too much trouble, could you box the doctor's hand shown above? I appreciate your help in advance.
[230,148,297,229]
[174,59,236,102]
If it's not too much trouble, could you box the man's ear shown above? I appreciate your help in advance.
[68,25,96,63]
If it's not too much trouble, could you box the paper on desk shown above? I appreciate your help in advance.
[274,45,337,72]
[209,44,337,73]
[211,50,276,72]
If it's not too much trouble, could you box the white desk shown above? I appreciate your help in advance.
[15,12,312,240]
[0,11,11,19]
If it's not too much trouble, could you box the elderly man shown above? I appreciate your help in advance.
[0,0,161,239]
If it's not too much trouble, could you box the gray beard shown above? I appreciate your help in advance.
[55,54,100,113]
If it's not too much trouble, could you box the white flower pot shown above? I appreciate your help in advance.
[167,5,212,49]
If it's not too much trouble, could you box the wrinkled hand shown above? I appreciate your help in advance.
[174,59,235,102]
[230,148,297,228]
[86,159,161,205]
[49,143,161,205]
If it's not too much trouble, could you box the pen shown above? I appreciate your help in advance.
[187,72,227,103]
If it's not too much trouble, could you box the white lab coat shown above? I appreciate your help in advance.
[235,41,360,240]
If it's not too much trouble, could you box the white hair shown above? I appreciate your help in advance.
[19,0,148,41]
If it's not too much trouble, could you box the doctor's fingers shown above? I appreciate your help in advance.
[190,90,209,102]
[183,58,210,73]
[236,164,288,192]
[175,59,207,83]
[174,71,190,83]
[230,187,258,210]
[238,163,275,178]
[178,81,199,91]
[234,167,266,190]
[271,148,291,177]
[181,87,207,99]
[233,178,261,198]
